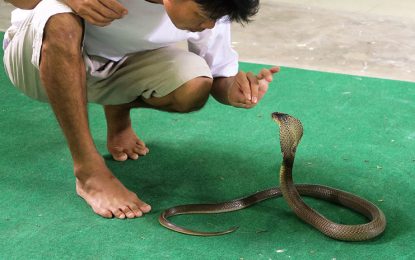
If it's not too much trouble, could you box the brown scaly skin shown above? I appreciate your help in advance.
[159,112,386,241]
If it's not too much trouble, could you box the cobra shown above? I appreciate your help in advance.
[159,112,386,241]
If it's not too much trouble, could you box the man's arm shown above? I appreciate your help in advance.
[211,77,233,106]
[5,0,41,9]
[187,20,279,108]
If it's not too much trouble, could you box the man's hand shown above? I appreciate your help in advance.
[211,66,280,108]
[228,66,279,108]
[65,0,128,26]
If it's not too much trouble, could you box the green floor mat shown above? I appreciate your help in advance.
[1,35,414,259]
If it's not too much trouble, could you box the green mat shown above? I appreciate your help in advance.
[1,35,414,259]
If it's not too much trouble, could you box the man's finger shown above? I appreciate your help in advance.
[270,66,280,74]
[257,68,273,82]
[235,71,252,101]
[247,71,259,104]
[257,83,268,101]
[83,12,113,26]
[257,66,280,82]
[257,66,280,80]
[98,0,128,16]
[230,89,254,107]
[93,2,124,20]
[234,101,256,109]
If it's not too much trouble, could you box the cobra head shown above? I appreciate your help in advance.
[271,112,304,162]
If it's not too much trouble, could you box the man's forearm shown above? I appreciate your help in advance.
[211,76,234,105]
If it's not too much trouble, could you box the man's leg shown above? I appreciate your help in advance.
[104,76,212,160]
[39,13,150,219]
[143,77,213,113]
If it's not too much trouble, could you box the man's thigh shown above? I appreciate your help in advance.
[3,0,74,102]
[86,46,213,105]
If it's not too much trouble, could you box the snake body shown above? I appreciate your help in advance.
[159,112,386,241]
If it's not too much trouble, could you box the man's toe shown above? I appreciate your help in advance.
[113,152,128,161]
[127,152,139,160]
[113,209,126,219]
[94,208,113,218]
[134,146,148,156]
[139,203,151,213]
[135,141,149,154]
[129,204,143,217]
[121,206,136,219]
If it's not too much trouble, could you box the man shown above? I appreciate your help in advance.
[3,0,279,219]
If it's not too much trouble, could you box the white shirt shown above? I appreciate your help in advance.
[4,1,239,78]
[84,1,239,77]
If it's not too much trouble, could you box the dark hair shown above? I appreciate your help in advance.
[195,0,259,24]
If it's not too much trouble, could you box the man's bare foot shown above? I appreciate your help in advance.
[104,103,149,161]
[75,160,151,219]
[107,125,149,161]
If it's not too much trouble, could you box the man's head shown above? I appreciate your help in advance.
[195,0,259,24]
[163,0,259,32]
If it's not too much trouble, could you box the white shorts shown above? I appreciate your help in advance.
[2,0,212,105]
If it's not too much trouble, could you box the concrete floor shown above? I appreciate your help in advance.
[1,0,414,82]
[232,0,415,82]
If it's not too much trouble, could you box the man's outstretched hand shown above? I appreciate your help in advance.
[227,66,280,108]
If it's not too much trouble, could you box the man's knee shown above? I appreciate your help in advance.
[173,77,212,113]
[41,13,83,59]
